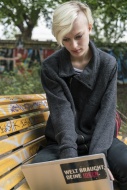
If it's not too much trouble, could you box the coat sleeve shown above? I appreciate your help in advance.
[89,63,117,156]
[41,63,78,159]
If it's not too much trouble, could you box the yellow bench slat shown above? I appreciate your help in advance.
[0,100,48,119]
[16,182,30,190]
[117,135,127,145]
[0,167,24,190]
[0,158,33,190]
[0,94,46,105]
[117,135,123,140]
[0,93,48,189]
[0,127,45,154]
[124,137,127,144]
[0,139,44,177]
[0,111,49,137]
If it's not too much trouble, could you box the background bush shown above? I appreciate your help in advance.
[0,65,43,95]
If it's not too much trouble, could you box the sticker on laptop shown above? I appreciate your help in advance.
[60,158,107,184]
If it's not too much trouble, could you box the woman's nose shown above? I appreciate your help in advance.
[71,40,78,48]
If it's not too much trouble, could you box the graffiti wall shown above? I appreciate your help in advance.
[100,47,127,85]
[0,47,55,73]
[0,43,127,85]
[0,48,14,72]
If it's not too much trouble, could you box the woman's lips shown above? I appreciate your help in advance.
[72,49,81,53]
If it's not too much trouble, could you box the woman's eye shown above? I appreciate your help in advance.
[75,35,82,40]
[63,38,70,42]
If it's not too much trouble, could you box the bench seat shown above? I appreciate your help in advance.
[0,94,49,189]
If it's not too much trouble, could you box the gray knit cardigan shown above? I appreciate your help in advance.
[41,40,117,159]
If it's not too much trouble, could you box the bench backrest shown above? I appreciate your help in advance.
[0,94,49,190]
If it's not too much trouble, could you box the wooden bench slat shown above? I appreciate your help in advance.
[117,136,127,145]
[117,135,123,140]
[0,167,24,190]
[0,94,48,189]
[124,137,127,144]
[0,127,45,154]
[0,139,45,177]
[16,182,30,190]
[0,158,33,190]
[0,100,48,119]
[0,111,49,137]
[0,94,46,105]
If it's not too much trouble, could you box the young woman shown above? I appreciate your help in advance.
[33,1,127,189]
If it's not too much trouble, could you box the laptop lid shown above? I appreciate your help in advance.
[21,153,113,190]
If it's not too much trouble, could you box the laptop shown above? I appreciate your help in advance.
[21,153,113,190]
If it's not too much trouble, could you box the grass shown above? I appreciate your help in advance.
[117,85,127,136]
[117,85,127,116]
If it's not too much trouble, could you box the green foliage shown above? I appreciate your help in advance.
[41,0,127,44]
[0,65,43,95]
[83,0,127,44]
[0,0,45,39]
[0,0,127,43]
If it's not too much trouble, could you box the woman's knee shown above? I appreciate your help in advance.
[107,138,127,183]
[32,144,60,163]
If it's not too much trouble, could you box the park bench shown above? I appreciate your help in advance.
[0,93,126,190]
[0,94,49,190]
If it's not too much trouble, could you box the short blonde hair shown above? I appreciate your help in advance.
[52,1,94,46]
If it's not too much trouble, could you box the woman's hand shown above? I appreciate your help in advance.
[107,168,114,181]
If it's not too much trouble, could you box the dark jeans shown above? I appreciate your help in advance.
[107,138,127,190]
[32,138,127,190]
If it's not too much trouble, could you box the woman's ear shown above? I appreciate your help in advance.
[89,24,92,32]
